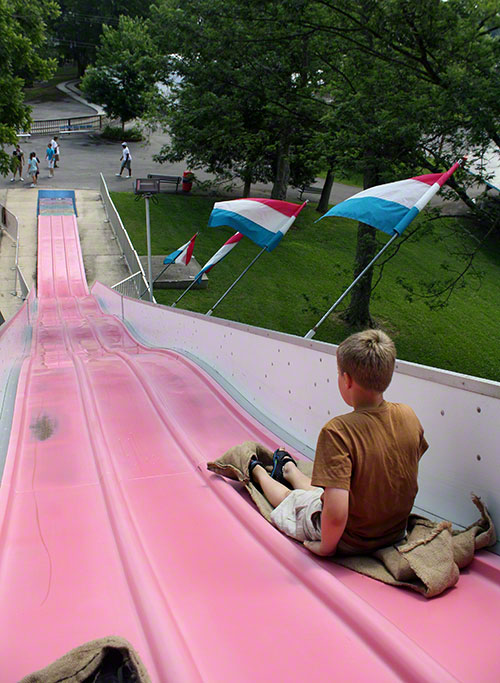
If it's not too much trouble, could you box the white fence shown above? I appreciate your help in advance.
[92,280,500,549]
[98,173,153,302]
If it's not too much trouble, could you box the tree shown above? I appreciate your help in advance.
[149,0,329,198]
[0,0,58,175]
[80,16,161,130]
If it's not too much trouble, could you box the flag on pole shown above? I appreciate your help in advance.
[193,232,243,283]
[208,198,307,251]
[319,162,463,235]
[163,233,198,266]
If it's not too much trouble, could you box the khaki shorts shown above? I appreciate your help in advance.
[270,488,323,542]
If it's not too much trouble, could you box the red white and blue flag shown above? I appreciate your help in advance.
[208,198,307,251]
[193,232,243,283]
[163,233,198,266]
[320,162,462,235]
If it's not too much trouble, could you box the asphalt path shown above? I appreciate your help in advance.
[7,91,480,207]
[3,93,358,204]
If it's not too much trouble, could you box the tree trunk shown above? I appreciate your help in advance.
[77,57,86,78]
[316,165,335,213]
[342,164,381,327]
[242,165,252,197]
[342,221,377,327]
[271,138,290,200]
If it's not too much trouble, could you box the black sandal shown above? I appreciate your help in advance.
[270,449,297,488]
[248,456,264,491]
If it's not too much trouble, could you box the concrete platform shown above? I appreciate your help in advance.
[139,255,208,289]
[0,188,130,322]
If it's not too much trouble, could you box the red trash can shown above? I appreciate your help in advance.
[182,171,194,193]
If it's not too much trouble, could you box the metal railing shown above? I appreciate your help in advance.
[99,173,153,301]
[1,205,18,242]
[16,266,30,299]
[0,203,29,299]
[111,271,143,298]
[30,114,104,136]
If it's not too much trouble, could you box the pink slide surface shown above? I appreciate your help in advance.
[0,213,499,681]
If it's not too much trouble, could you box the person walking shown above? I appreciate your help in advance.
[50,136,60,168]
[116,143,132,178]
[45,141,55,178]
[27,152,39,187]
[10,144,24,182]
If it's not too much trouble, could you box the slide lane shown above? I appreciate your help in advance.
[0,213,498,681]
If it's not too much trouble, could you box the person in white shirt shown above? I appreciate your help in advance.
[50,136,60,167]
[116,143,132,178]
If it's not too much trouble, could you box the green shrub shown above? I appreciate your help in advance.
[100,124,143,142]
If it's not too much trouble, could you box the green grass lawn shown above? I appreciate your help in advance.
[25,63,78,102]
[110,192,500,382]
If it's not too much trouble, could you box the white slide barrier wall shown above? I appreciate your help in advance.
[0,289,36,475]
[92,282,500,540]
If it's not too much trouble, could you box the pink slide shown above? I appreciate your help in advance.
[0,211,499,681]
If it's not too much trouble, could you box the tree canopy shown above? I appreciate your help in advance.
[80,16,162,129]
[150,0,330,198]
[0,0,58,174]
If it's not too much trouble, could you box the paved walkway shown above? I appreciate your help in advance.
[8,81,357,198]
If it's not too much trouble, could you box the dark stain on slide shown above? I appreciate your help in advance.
[30,414,57,441]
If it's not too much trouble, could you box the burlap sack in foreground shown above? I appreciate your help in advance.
[19,635,151,683]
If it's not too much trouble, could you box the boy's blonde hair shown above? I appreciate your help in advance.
[337,329,396,392]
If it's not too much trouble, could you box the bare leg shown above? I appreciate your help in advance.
[252,464,291,508]
[282,461,317,492]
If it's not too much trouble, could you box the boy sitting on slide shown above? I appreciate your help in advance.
[249,329,428,556]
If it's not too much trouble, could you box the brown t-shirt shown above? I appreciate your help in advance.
[311,401,428,552]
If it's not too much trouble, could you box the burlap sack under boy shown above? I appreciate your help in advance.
[207,441,496,598]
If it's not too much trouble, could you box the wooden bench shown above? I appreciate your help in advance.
[298,185,323,200]
[147,174,182,193]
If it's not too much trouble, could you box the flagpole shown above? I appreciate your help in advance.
[206,246,267,316]
[138,262,174,298]
[304,231,399,339]
[170,272,203,307]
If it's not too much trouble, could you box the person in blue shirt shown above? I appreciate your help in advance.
[45,142,55,178]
